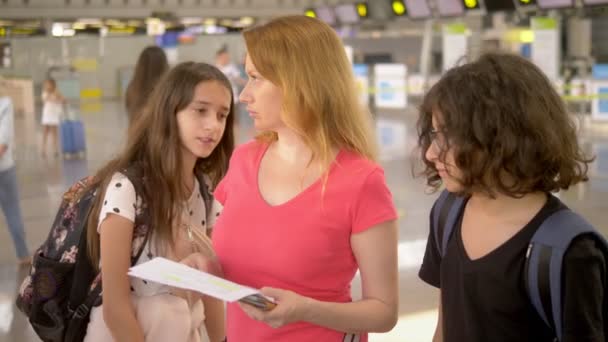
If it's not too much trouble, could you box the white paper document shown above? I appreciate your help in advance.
[128,257,260,302]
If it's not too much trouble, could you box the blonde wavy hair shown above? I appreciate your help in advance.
[243,15,377,170]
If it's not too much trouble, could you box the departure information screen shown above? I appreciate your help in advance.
[436,0,464,16]
[485,0,516,11]
[537,0,573,8]
[316,6,337,26]
[334,4,360,24]
[582,0,608,5]
[404,0,432,18]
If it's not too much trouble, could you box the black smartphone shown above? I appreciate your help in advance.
[239,294,277,311]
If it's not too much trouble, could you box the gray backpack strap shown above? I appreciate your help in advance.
[525,209,603,341]
[432,190,467,257]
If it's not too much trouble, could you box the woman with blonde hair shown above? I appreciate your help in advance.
[210,15,398,341]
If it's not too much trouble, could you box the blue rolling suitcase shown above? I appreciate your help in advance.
[60,120,86,159]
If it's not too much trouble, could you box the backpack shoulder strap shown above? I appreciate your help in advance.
[196,173,213,220]
[525,209,605,341]
[431,190,467,257]
[122,167,152,263]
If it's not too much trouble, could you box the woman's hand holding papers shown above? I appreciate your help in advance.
[238,287,313,329]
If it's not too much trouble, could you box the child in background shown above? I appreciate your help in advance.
[41,78,65,158]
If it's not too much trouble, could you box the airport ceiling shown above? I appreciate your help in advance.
[0,0,339,18]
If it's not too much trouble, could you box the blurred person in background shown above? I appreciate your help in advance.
[125,46,169,126]
[215,46,245,105]
[0,79,30,265]
[41,78,65,158]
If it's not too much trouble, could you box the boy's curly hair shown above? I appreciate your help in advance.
[417,52,593,197]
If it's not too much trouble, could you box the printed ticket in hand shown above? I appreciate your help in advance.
[128,257,276,310]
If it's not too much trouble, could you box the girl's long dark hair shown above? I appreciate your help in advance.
[87,62,235,268]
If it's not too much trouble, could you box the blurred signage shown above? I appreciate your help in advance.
[592,82,608,121]
[531,17,559,81]
[374,64,407,109]
[353,64,369,106]
[593,64,608,79]
[0,42,11,68]
[442,23,468,72]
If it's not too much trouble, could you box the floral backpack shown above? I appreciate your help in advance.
[15,168,213,342]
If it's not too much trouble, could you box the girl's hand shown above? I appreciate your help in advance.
[238,287,312,329]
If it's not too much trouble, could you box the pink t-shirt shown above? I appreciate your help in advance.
[213,140,397,342]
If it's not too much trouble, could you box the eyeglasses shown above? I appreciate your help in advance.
[428,127,449,150]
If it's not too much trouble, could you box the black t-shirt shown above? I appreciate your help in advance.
[419,194,606,342]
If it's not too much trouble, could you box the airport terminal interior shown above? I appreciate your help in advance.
[1,0,608,341]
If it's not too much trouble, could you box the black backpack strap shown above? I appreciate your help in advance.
[524,209,604,341]
[63,189,102,342]
[66,190,97,313]
[123,167,153,262]
[64,283,102,342]
[432,190,467,257]
[196,173,213,220]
